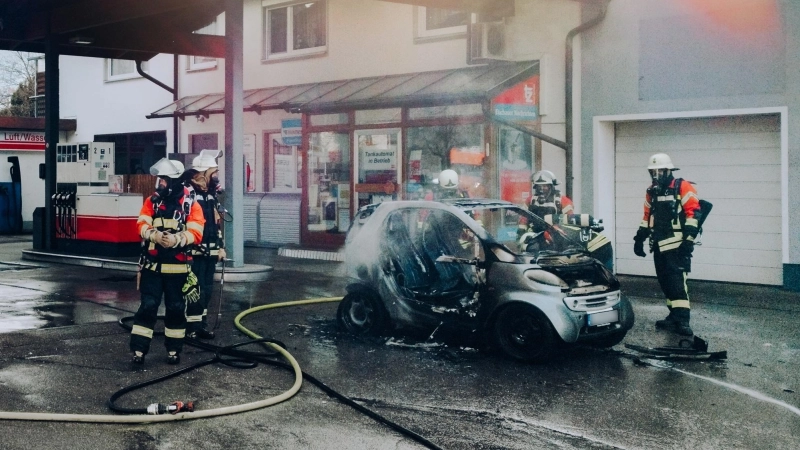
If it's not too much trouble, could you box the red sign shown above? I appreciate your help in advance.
[0,131,45,151]
[493,75,539,122]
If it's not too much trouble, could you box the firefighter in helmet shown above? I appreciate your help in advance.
[432,169,468,200]
[528,170,574,217]
[183,150,225,340]
[131,158,205,365]
[633,153,700,336]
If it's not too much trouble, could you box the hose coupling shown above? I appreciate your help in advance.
[146,401,195,415]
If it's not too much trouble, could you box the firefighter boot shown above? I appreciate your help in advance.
[655,308,675,330]
[671,308,693,336]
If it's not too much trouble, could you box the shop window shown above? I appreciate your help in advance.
[405,124,485,200]
[267,131,301,193]
[188,15,222,71]
[414,6,469,42]
[498,125,533,206]
[106,59,148,82]
[190,133,219,153]
[310,113,349,127]
[94,131,166,175]
[408,104,483,120]
[307,132,350,233]
[264,0,327,60]
[355,108,402,125]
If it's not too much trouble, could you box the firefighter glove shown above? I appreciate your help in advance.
[679,240,694,256]
[633,239,647,257]
[218,248,226,262]
[148,230,163,244]
[160,232,179,248]
[634,227,650,243]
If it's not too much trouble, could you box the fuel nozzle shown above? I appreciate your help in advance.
[146,401,195,415]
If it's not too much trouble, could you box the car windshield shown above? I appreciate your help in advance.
[463,205,585,256]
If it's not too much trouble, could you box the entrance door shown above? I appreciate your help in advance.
[303,131,351,249]
[354,129,401,209]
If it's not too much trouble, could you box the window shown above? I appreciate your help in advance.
[189,16,222,71]
[106,59,148,82]
[414,6,469,42]
[267,131,301,193]
[264,0,327,60]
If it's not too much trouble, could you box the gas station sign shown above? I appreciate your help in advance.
[0,131,45,151]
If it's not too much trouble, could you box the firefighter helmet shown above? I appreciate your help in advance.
[149,158,184,178]
[191,149,222,172]
[647,153,677,170]
[531,170,558,186]
[436,169,459,190]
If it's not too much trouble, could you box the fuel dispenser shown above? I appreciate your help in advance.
[54,142,142,256]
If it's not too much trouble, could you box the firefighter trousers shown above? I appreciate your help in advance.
[187,255,217,331]
[130,269,188,355]
[653,249,690,311]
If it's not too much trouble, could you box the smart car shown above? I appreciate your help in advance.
[337,199,634,363]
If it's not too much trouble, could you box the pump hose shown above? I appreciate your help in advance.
[0,297,444,450]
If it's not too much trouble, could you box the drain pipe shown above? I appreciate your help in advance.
[137,58,180,153]
[564,0,610,199]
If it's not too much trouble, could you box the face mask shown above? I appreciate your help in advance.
[154,177,172,198]
[649,169,672,186]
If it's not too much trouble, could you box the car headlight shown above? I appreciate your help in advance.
[525,269,568,289]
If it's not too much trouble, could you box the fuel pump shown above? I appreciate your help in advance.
[55,142,142,256]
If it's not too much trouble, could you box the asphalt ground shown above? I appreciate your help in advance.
[0,234,798,450]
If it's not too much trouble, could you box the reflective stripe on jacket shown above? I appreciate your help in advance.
[641,178,700,252]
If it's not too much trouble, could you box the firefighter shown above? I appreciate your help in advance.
[131,158,205,365]
[527,170,574,217]
[183,150,226,340]
[432,169,468,200]
[633,153,699,336]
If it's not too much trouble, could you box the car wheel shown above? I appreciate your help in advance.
[588,330,627,348]
[337,291,388,336]
[492,304,557,363]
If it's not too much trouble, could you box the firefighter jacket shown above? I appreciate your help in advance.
[138,188,205,274]
[188,186,224,257]
[528,191,574,218]
[640,178,700,252]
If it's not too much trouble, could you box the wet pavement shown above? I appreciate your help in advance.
[0,234,798,449]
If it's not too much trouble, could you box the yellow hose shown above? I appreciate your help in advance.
[0,296,343,423]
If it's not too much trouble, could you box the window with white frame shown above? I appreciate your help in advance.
[264,0,327,60]
[414,6,469,42]
[189,15,222,71]
[106,59,148,82]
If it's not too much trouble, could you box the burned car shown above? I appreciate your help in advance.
[337,199,634,363]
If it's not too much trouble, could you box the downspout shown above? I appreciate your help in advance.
[136,59,179,153]
[565,0,609,199]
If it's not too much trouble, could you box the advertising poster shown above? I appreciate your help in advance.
[273,138,296,190]
[498,127,532,206]
[243,134,256,192]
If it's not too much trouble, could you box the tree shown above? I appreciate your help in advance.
[0,51,39,117]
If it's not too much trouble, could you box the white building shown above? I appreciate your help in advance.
[10,0,800,289]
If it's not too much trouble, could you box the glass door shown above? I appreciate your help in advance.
[306,131,350,239]
[354,129,401,210]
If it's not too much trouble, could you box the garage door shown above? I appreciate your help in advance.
[615,115,782,285]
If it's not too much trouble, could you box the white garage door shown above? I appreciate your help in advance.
[615,115,782,285]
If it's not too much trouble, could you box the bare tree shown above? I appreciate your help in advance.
[0,51,39,117]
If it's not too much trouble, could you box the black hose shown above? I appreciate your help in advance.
[115,316,444,450]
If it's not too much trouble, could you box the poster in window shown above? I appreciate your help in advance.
[499,127,532,206]
[273,138,296,190]
[243,134,256,192]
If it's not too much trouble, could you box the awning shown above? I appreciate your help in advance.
[147,61,538,119]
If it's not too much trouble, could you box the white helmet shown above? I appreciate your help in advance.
[531,170,557,186]
[191,149,222,172]
[647,153,677,170]
[149,158,184,178]
[436,169,459,190]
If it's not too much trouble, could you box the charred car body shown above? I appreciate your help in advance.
[338,199,634,362]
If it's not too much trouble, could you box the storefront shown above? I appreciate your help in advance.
[149,61,549,250]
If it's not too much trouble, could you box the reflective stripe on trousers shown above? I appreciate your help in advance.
[129,269,189,354]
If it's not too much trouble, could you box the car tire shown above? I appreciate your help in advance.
[492,304,557,363]
[337,290,388,336]
[588,330,627,348]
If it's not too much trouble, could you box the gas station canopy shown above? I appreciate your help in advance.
[0,0,226,60]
